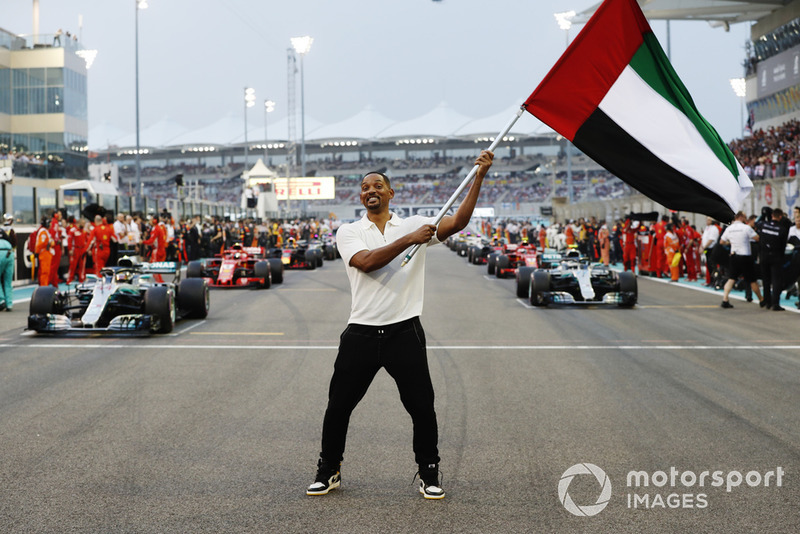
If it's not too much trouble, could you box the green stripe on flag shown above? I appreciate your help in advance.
[630,32,741,183]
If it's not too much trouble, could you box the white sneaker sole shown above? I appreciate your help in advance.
[306,478,341,496]
[420,486,445,500]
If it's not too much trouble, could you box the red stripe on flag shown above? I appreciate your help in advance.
[524,0,651,140]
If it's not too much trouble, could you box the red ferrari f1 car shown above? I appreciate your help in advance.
[187,244,284,288]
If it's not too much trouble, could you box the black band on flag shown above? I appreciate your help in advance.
[573,108,735,223]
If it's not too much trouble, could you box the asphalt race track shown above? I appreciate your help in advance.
[1,246,798,533]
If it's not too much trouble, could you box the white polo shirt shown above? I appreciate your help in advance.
[113,220,128,246]
[701,224,720,250]
[720,220,757,256]
[336,213,440,326]
[789,224,800,243]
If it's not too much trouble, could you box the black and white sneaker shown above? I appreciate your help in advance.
[417,464,445,500]
[306,459,341,496]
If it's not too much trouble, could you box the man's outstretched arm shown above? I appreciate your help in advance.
[436,150,494,242]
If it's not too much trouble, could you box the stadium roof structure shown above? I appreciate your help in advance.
[114,117,188,149]
[452,104,551,139]
[371,101,477,140]
[89,120,129,149]
[162,114,242,147]
[574,0,792,25]
[89,101,561,153]
[306,105,395,142]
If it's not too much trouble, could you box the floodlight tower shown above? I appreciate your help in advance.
[730,77,746,136]
[291,36,313,182]
[292,36,313,216]
[554,10,576,204]
[286,48,298,215]
[244,87,256,168]
[135,0,149,208]
[264,99,275,163]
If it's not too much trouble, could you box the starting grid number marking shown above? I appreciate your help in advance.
[516,298,535,309]
[166,320,207,337]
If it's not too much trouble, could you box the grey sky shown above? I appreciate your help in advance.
[5,0,751,143]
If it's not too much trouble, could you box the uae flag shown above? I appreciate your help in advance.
[524,0,751,223]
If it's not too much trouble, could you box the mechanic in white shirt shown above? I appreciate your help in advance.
[126,215,140,248]
[790,212,800,244]
[718,211,763,308]
[113,213,129,257]
[506,220,520,243]
[307,150,495,501]
[700,217,721,286]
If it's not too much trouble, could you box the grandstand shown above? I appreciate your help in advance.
[105,147,633,220]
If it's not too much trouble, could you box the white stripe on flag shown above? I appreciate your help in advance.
[599,66,752,213]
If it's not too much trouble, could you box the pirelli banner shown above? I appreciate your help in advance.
[273,177,335,200]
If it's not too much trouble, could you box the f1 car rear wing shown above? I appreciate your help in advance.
[140,261,180,274]
[541,253,563,262]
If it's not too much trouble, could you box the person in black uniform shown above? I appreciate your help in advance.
[186,216,201,261]
[757,208,790,311]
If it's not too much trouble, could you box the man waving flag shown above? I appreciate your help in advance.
[524,0,751,223]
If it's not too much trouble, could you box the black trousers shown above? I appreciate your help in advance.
[761,255,784,307]
[320,316,440,466]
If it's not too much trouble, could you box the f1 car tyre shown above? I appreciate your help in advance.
[323,245,336,261]
[471,247,483,265]
[145,286,175,333]
[496,255,510,278]
[268,258,284,284]
[467,246,475,264]
[516,267,534,298]
[304,250,317,270]
[530,270,550,307]
[186,261,204,278]
[177,278,210,318]
[315,249,324,268]
[618,271,638,307]
[457,243,468,257]
[487,253,499,275]
[254,261,272,289]
[30,286,58,315]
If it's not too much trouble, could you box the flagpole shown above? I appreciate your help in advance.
[401,105,526,267]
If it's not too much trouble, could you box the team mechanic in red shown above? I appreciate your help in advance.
[143,216,167,263]
[48,211,64,286]
[89,215,117,274]
[67,218,90,284]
